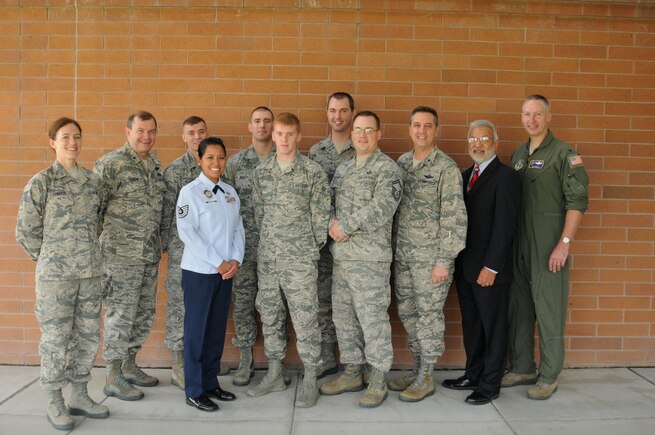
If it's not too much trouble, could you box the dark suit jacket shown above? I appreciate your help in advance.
[455,156,522,285]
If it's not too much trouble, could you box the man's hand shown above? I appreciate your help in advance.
[548,241,569,273]
[476,268,497,287]
[329,218,349,243]
[431,265,450,283]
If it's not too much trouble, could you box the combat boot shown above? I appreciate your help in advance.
[388,356,420,391]
[359,367,388,408]
[295,366,319,408]
[283,363,292,386]
[317,341,338,379]
[233,347,254,386]
[46,389,74,431]
[171,351,185,390]
[69,382,110,418]
[363,363,372,385]
[246,360,286,397]
[399,362,434,402]
[104,360,144,401]
[219,362,231,376]
[122,353,159,387]
[527,380,559,400]
[319,364,364,395]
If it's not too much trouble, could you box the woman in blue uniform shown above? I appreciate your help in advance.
[176,137,245,411]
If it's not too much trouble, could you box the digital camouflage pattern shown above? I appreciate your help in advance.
[16,162,104,390]
[256,261,321,367]
[394,146,467,361]
[35,278,103,389]
[253,153,330,262]
[308,136,355,184]
[332,261,393,372]
[223,146,274,349]
[253,153,329,368]
[94,142,165,265]
[94,142,165,361]
[330,148,402,373]
[330,148,403,262]
[309,136,356,346]
[394,146,467,268]
[161,151,201,351]
[16,162,103,281]
[102,263,159,361]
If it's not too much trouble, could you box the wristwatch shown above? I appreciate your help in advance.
[562,237,571,244]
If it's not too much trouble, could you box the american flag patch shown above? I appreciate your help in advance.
[568,155,583,166]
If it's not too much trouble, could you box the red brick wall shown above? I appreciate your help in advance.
[1,1,653,369]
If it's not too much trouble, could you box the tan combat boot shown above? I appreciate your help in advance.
[122,353,159,387]
[527,380,559,400]
[246,359,286,397]
[501,370,538,387]
[295,366,319,408]
[104,360,144,401]
[319,364,364,395]
[46,389,74,431]
[69,382,110,418]
[317,342,338,379]
[359,367,388,408]
[233,347,254,386]
[388,355,420,391]
[399,362,434,402]
[219,362,231,376]
[171,351,185,390]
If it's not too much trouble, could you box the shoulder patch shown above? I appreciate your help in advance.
[177,205,189,218]
[392,179,402,201]
[568,154,584,167]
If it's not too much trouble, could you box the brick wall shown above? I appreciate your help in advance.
[1,1,653,369]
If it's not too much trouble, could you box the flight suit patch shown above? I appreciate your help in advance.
[568,155,584,167]
[528,160,544,169]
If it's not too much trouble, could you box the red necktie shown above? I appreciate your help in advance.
[468,164,480,190]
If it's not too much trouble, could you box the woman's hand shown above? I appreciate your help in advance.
[221,260,240,280]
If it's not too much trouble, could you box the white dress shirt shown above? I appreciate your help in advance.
[176,173,245,274]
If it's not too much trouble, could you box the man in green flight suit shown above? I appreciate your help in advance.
[503,95,589,400]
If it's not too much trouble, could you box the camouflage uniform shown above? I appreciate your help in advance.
[252,153,330,367]
[16,162,103,390]
[161,151,201,352]
[223,146,273,349]
[394,147,467,361]
[330,148,403,373]
[308,136,355,348]
[94,143,165,361]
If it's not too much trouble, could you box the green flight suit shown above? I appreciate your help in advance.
[508,130,589,384]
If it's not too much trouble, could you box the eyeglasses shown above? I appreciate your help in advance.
[467,135,491,144]
[353,127,378,135]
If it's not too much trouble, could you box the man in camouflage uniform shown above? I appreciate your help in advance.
[320,111,403,408]
[246,113,330,409]
[308,92,356,378]
[389,106,467,402]
[94,111,165,401]
[223,106,276,386]
[17,117,109,430]
[503,95,589,400]
[161,116,230,390]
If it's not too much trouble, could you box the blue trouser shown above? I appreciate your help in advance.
[182,269,232,398]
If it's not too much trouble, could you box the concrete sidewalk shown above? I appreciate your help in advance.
[0,366,653,434]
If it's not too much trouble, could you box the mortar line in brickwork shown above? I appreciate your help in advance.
[73,0,79,119]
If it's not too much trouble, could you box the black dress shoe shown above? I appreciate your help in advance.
[205,387,236,401]
[186,394,218,412]
[442,375,478,390]
[465,391,499,405]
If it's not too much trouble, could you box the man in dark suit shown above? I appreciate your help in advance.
[442,120,522,405]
